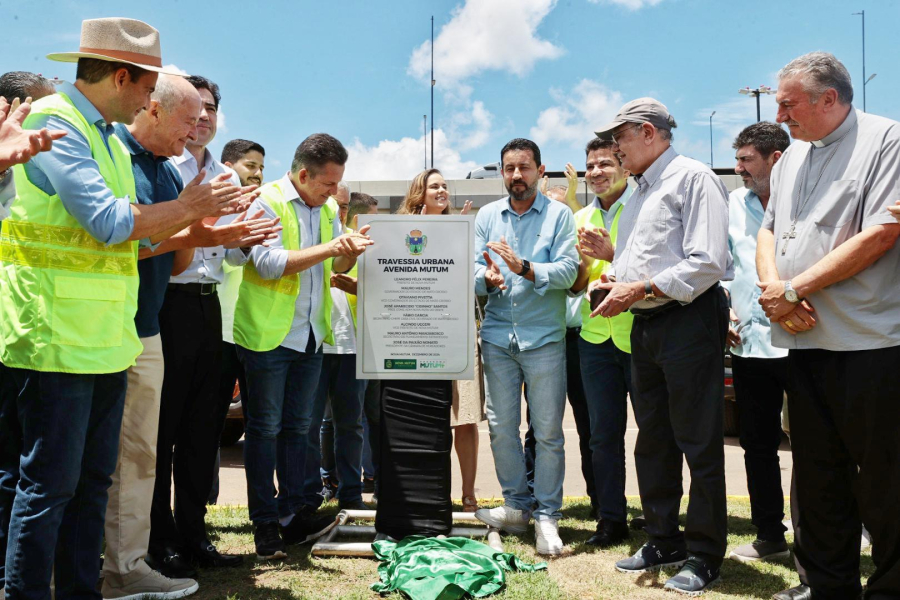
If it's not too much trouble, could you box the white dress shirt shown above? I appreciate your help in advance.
[169,147,245,284]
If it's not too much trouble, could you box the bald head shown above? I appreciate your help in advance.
[130,75,201,158]
[152,74,200,112]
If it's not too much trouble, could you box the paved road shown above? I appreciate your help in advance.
[215,397,792,506]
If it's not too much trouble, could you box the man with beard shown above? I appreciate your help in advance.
[758,52,900,600]
[722,122,795,568]
[222,139,265,187]
[473,138,578,556]
[207,138,267,505]
[568,138,637,547]
[593,98,731,595]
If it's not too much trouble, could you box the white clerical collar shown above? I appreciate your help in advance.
[811,108,857,148]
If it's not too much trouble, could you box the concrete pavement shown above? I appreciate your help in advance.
[215,397,792,506]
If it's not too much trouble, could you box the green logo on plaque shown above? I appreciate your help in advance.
[405,229,427,255]
[385,359,417,370]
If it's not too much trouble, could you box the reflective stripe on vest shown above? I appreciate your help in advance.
[0,91,141,373]
[233,180,337,351]
[574,202,634,353]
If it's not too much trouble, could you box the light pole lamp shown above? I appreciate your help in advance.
[739,85,776,122]
[709,111,716,168]
[864,73,877,111]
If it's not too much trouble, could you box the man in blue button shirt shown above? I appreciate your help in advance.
[473,138,578,556]
[723,122,795,567]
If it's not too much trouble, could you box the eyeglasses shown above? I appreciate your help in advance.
[611,124,643,146]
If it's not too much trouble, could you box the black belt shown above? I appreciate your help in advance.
[630,301,680,319]
[630,284,721,320]
[167,282,218,296]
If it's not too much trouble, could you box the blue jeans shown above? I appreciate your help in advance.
[482,339,566,520]
[301,354,365,506]
[4,368,126,600]
[237,344,323,525]
[579,337,633,523]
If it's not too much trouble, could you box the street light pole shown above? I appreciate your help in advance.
[739,85,776,122]
[852,11,866,111]
[430,15,435,168]
[423,115,427,170]
[709,111,716,168]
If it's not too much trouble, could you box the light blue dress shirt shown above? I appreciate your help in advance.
[0,174,15,220]
[247,173,342,353]
[725,187,788,359]
[24,82,134,244]
[474,192,579,351]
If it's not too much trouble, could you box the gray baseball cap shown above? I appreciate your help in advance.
[594,97,677,139]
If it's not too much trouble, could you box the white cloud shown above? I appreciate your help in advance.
[530,79,624,145]
[344,129,480,181]
[162,64,190,76]
[447,100,494,152]
[408,0,563,88]
[587,0,665,9]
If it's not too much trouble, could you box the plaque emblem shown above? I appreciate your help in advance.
[405,229,427,255]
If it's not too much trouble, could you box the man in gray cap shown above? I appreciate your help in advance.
[591,98,732,595]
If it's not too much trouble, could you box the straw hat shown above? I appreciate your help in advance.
[47,17,185,76]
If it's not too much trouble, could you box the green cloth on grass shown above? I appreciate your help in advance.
[371,535,547,600]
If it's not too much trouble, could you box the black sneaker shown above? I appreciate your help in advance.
[615,542,687,573]
[663,556,720,596]
[254,522,287,560]
[280,508,337,545]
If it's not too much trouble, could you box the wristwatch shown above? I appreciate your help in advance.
[518,259,531,277]
[784,280,800,303]
[643,279,656,301]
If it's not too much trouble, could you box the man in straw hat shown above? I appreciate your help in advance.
[0,17,253,599]
[592,98,731,595]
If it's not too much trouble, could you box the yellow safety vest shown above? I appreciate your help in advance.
[233,180,337,351]
[0,92,141,373]
[575,201,634,353]
[343,227,359,328]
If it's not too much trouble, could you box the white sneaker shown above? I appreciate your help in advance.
[535,518,564,556]
[475,505,530,534]
[101,568,198,600]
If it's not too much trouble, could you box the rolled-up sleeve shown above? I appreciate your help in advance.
[532,208,578,295]
[26,115,135,245]
[247,197,288,279]
[653,173,730,303]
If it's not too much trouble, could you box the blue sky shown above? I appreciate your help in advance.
[5,0,899,180]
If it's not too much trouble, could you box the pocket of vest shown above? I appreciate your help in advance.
[51,277,126,348]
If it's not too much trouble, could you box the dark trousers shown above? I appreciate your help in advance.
[208,341,248,504]
[363,380,381,493]
[579,336,633,524]
[300,354,366,507]
[788,346,900,600]
[631,286,728,561]
[524,327,595,512]
[150,288,223,552]
[375,379,452,539]
[3,368,126,600]
[0,362,20,590]
[731,355,789,542]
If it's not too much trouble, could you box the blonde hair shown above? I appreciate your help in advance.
[397,168,449,215]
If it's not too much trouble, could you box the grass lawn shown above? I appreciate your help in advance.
[196,498,874,600]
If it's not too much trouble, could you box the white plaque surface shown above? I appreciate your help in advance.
[356,215,475,380]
